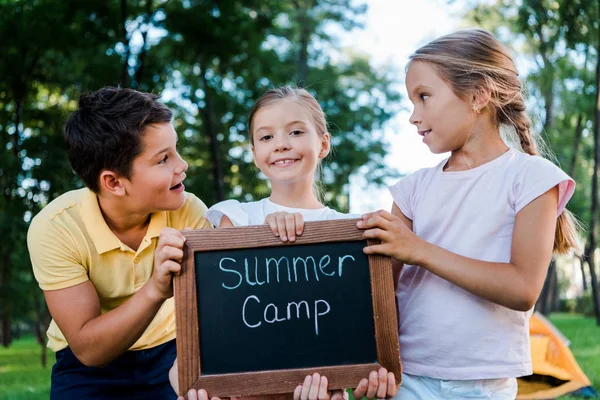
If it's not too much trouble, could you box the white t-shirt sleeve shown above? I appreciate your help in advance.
[514,156,575,216]
[388,172,419,220]
[205,200,249,227]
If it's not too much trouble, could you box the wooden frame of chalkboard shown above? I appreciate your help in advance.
[174,218,401,398]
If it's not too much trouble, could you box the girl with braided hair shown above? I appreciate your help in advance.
[358,28,579,399]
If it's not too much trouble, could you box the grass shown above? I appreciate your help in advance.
[0,336,51,400]
[0,314,598,400]
[550,313,600,399]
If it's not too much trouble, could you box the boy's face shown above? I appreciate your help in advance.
[122,123,188,213]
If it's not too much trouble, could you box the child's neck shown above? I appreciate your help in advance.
[447,128,509,172]
[97,195,150,251]
[269,181,323,209]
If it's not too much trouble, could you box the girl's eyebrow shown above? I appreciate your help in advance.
[285,120,308,128]
[408,84,432,100]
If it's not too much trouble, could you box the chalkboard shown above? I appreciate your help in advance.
[174,219,401,398]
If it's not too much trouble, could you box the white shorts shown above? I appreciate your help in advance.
[393,373,517,399]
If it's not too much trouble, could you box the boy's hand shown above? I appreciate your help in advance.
[264,212,304,242]
[352,368,397,400]
[150,227,186,301]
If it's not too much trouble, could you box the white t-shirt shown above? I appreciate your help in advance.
[389,148,575,380]
[205,198,357,227]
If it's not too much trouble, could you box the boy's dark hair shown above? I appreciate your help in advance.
[65,87,173,192]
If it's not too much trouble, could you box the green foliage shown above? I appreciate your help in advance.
[0,0,402,341]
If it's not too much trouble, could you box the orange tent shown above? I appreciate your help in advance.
[517,312,597,399]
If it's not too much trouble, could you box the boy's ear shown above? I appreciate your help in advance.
[99,170,127,197]
[472,87,492,112]
[319,132,331,159]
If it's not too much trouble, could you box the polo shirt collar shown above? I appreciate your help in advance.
[81,189,168,254]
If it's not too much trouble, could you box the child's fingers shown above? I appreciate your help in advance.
[300,374,312,400]
[318,375,329,400]
[158,229,187,248]
[376,368,388,399]
[362,210,395,222]
[365,370,379,399]
[276,214,288,241]
[157,244,185,263]
[163,260,182,276]
[266,216,280,237]
[330,390,344,400]
[308,373,321,399]
[362,228,392,242]
[352,379,369,399]
[186,389,198,400]
[293,384,303,400]
[357,214,394,231]
[363,243,393,256]
[294,213,304,236]
[387,372,397,398]
[285,213,297,242]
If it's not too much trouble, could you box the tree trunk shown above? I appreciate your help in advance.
[0,316,12,347]
[120,0,131,87]
[294,0,314,83]
[536,259,557,315]
[34,299,51,367]
[569,114,584,178]
[200,58,225,202]
[133,0,152,88]
[589,24,600,325]
[580,256,588,291]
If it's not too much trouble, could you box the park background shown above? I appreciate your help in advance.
[0,0,599,398]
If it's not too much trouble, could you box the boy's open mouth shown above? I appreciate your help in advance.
[170,183,183,190]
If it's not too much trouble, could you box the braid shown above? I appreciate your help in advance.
[498,94,538,156]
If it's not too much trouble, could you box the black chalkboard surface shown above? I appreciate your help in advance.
[195,240,377,374]
[174,219,401,399]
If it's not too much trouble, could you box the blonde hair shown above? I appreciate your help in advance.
[409,28,579,254]
[247,86,329,200]
[248,86,328,144]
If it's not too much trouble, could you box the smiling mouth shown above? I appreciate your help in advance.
[271,159,299,166]
[418,130,431,137]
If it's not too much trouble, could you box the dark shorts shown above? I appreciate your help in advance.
[50,339,177,400]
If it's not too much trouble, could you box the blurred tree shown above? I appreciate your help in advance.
[460,0,600,322]
[0,0,404,360]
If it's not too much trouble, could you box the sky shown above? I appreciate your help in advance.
[346,0,466,214]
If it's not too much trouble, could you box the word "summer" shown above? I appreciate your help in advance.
[218,254,356,290]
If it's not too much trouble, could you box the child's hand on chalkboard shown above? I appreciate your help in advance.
[178,388,223,400]
[150,227,187,300]
[351,368,397,400]
[293,373,340,400]
[264,212,304,242]
[357,209,423,266]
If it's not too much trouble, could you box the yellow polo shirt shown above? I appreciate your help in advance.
[27,188,212,352]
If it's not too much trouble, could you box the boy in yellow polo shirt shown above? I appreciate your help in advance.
[27,87,211,399]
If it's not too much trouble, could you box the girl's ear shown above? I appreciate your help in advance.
[319,132,331,159]
[251,146,260,169]
[99,170,127,196]
[472,87,492,113]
